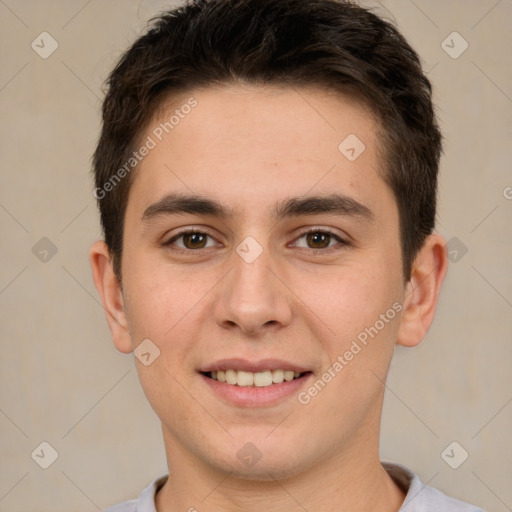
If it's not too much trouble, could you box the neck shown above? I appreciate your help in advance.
[155,428,405,512]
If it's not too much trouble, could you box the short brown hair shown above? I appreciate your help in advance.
[93,0,442,280]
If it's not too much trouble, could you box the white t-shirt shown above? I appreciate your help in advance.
[104,462,485,511]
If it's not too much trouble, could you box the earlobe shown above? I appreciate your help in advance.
[89,240,133,354]
[396,234,448,348]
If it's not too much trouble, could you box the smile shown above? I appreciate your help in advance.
[205,369,305,387]
[199,359,313,406]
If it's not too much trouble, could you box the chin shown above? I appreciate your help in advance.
[222,458,308,482]
[203,440,315,482]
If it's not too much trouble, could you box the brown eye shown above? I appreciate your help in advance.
[306,232,332,249]
[165,231,216,251]
[182,232,208,249]
[293,229,344,250]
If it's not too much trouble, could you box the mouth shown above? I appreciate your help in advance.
[201,369,311,388]
[199,359,313,406]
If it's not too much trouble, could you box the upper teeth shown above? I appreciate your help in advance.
[210,369,301,387]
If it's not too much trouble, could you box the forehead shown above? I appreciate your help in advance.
[127,83,394,223]
[147,83,380,161]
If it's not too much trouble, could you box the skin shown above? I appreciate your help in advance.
[91,84,448,512]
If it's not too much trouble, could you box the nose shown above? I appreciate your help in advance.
[213,240,293,337]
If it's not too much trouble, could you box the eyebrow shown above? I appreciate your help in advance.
[141,192,374,223]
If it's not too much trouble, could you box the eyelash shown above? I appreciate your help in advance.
[163,228,349,254]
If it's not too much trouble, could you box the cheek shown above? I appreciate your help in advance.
[294,270,403,421]
[291,263,401,341]
[122,253,196,337]
[121,267,201,416]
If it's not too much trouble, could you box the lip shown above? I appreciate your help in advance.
[199,369,313,409]
[200,358,310,373]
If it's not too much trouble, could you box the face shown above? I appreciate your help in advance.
[113,84,409,479]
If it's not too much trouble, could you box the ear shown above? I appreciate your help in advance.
[397,233,448,347]
[89,240,133,353]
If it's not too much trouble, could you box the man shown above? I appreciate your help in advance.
[90,0,484,510]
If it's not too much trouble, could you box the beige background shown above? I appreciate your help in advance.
[1,1,511,510]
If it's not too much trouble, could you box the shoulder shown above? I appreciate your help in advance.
[103,474,168,512]
[104,501,137,512]
[383,462,486,512]
[410,483,486,511]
